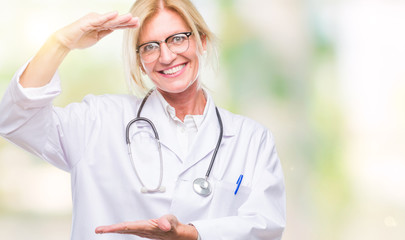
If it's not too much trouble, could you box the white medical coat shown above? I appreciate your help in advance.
[0,63,286,240]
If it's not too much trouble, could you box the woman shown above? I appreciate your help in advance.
[0,0,285,239]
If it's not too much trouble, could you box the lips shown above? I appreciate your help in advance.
[159,63,186,75]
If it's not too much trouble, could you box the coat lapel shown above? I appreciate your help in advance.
[179,95,236,176]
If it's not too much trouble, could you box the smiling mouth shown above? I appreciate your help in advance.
[160,64,186,75]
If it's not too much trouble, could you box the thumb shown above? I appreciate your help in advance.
[157,214,178,232]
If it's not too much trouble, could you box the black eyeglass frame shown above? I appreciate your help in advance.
[136,31,193,54]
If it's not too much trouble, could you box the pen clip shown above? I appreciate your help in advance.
[234,174,243,195]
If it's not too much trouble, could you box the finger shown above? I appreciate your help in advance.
[95,220,154,234]
[109,24,138,31]
[119,16,139,28]
[102,15,139,30]
[89,11,119,27]
[95,222,130,234]
[157,214,178,232]
[157,217,171,232]
[104,22,139,31]
[115,13,135,23]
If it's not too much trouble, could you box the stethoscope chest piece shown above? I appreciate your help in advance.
[193,178,212,197]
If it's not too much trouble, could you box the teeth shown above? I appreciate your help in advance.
[162,64,185,75]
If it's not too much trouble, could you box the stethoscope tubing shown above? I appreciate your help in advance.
[126,89,223,196]
[126,89,164,193]
[204,107,223,179]
[126,117,159,144]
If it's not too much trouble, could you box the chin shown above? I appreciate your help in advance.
[157,82,194,94]
[154,76,199,94]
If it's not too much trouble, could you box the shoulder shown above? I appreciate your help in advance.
[217,107,274,140]
[58,94,142,120]
[81,94,140,108]
[75,94,142,113]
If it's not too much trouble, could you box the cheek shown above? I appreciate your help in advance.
[141,61,154,75]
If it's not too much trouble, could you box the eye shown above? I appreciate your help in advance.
[169,34,187,45]
[141,43,159,53]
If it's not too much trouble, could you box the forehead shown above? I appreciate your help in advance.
[139,8,190,43]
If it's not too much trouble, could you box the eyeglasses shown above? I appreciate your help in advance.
[137,32,192,63]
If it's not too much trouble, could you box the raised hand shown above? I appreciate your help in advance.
[55,11,139,50]
[19,11,138,88]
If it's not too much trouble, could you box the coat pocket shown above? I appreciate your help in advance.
[209,180,251,217]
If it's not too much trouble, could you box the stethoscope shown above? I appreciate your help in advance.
[125,89,223,197]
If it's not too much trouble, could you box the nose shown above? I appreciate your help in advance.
[158,43,177,64]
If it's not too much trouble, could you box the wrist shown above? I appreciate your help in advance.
[176,223,199,240]
[187,223,200,240]
[48,32,72,53]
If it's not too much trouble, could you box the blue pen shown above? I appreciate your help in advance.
[234,174,243,195]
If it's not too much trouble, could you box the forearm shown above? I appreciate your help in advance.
[19,34,70,88]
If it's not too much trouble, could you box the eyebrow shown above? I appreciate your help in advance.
[138,31,192,46]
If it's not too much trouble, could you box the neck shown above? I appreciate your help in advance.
[158,82,206,122]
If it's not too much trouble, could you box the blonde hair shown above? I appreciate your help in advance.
[123,0,217,95]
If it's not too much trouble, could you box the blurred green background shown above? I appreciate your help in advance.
[1,0,405,239]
